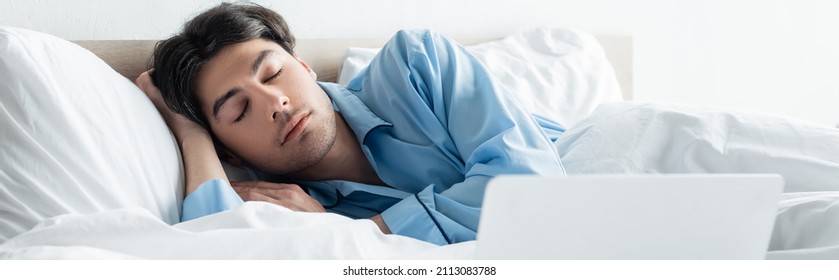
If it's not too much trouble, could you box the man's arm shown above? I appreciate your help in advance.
[139,70,327,219]
[137,71,248,222]
[136,71,229,196]
[363,30,565,244]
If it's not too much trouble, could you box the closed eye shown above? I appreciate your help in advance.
[234,100,249,123]
[263,68,283,83]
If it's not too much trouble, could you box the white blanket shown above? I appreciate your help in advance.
[2,102,838,259]
[556,102,839,259]
[0,203,448,259]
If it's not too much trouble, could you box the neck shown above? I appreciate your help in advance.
[288,112,384,186]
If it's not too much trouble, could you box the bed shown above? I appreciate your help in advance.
[1,25,839,260]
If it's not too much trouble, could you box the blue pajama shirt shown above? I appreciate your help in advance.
[182,29,567,245]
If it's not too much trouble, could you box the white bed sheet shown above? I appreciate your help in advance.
[555,101,839,259]
[2,102,838,259]
[0,203,447,259]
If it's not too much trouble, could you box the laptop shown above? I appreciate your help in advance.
[474,174,784,259]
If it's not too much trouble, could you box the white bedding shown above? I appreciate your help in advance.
[0,203,446,259]
[556,102,839,260]
[2,102,838,259]
[0,26,183,243]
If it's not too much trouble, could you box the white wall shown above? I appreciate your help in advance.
[2,0,838,126]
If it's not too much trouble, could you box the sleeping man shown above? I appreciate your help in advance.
[136,2,566,245]
[137,2,839,247]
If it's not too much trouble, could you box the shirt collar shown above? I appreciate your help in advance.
[319,82,391,144]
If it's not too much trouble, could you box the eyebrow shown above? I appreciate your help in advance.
[251,49,276,76]
[211,49,277,120]
[212,88,241,120]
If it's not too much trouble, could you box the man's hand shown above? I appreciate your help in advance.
[135,70,206,141]
[231,181,326,213]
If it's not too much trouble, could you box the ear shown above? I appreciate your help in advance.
[293,53,318,81]
[215,142,243,167]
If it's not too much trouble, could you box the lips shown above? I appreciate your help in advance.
[281,112,310,145]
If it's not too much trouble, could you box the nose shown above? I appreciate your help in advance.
[258,89,290,121]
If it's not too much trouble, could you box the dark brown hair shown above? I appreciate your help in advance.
[150,2,295,130]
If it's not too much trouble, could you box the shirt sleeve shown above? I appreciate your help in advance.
[181,178,244,222]
[375,30,566,245]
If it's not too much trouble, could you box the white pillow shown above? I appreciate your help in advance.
[337,27,623,128]
[0,27,183,242]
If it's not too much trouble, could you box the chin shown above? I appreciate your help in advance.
[263,123,336,176]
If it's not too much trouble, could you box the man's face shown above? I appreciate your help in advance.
[195,39,336,175]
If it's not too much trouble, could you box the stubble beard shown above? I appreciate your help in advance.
[266,111,337,176]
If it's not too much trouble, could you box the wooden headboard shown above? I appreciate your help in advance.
[74,36,633,100]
